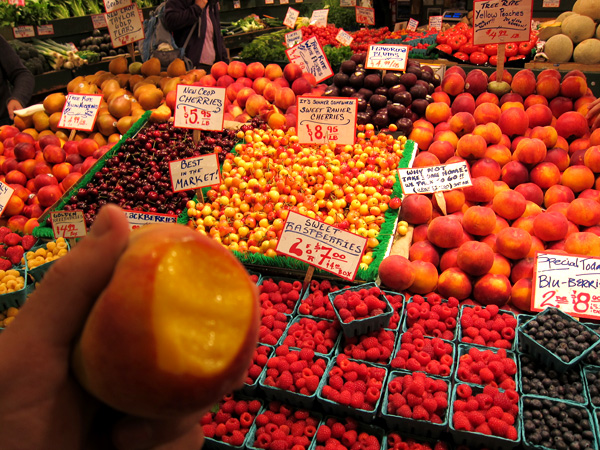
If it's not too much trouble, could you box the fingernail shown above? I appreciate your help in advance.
[114,421,153,450]
[89,205,115,238]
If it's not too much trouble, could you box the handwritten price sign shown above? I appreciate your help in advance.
[284,7,299,28]
[173,85,226,131]
[286,36,334,84]
[532,252,600,320]
[429,15,443,31]
[355,6,375,25]
[310,9,329,26]
[103,0,131,13]
[398,161,472,194]
[106,3,144,48]
[0,182,15,218]
[91,14,108,29]
[335,29,353,46]
[340,0,356,5]
[473,0,533,45]
[297,97,357,146]
[365,44,409,71]
[13,26,34,38]
[285,30,303,48]
[407,18,419,31]
[51,211,87,239]
[276,211,366,281]
[169,153,221,192]
[58,94,103,132]
[37,24,55,36]
[124,211,177,230]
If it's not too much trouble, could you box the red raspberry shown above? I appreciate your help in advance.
[316,425,332,443]
[453,411,472,431]
[488,417,509,437]
[467,410,486,427]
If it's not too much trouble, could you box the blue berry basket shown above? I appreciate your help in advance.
[517,307,600,374]
[381,369,451,439]
[458,304,518,352]
[245,269,263,287]
[583,366,600,408]
[402,296,459,340]
[336,327,399,367]
[449,383,521,450]
[316,357,388,423]
[455,344,519,391]
[328,282,393,338]
[279,315,342,357]
[390,333,456,379]
[240,344,273,396]
[310,417,385,450]
[516,314,534,353]
[381,290,406,331]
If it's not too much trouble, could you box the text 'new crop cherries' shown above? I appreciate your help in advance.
[405,294,459,340]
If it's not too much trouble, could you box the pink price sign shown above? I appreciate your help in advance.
[473,0,533,45]
[276,211,367,281]
[296,96,357,146]
[58,94,103,132]
[285,36,334,84]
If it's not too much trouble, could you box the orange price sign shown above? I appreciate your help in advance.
[51,210,87,239]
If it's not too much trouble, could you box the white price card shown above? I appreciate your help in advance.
[91,13,108,28]
[365,44,409,71]
[335,28,353,46]
[284,7,300,29]
[37,24,54,36]
[473,0,533,45]
[280,0,289,4]
[13,26,34,39]
[275,211,367,281]
[407,18,419,31]
[398,161,472,194]
[58,94,103,132]
[355,6,375,25]
[106,3,144,48]
[124,211,177,230]
[169,153,221,192]
[266,0,274,3]
[340,0,356,6]
[0,182,15,218]
[285,36,334,84]
[285,30,303,48]
[429,15,443,30]
[543,0,560,6]
[103,0,131,13]
[297,97,357,146]
[532,251,600,320]
[233,0,240,8]
[51,211,87,239]
[310,9,329,26]
[173,85,226,131]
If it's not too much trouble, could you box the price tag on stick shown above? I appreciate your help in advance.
[285,30,303,48]
[283,7,299,28]
[276,211,367,281]
[51,211,87,239]
[58,94,103,132]
[407,18,419,31]
[365,44,409,71]
[0,182,15,218]
[173,85,226,131]
[429,15,443,31]
[285,36,334,84]
[310,9,329,26]
[296,96,357,146]
[123,211,177,230]
[532,251,600,320]
[473,0,533,45]
[397,161,472,194]
[335,29,353,46]
[169,153,221,192]
[355,6,375,25]
[106,3,144,48]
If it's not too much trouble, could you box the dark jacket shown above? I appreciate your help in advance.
[163,0,228,66]
[0,36,34,126]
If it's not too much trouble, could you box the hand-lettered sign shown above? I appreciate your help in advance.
[284,7,300,28]
[297,97,357,146]
[355,6,375,25]
[365,44,409,71]
[37,24,55,36]
[532,251,600,320]
[310,9,329,26]
[169,153,221,192]
[276,211,367,281]
[103,0,131,13]
[335,29,353,46]
[407,18,419,31]
[285,30,303,48]
[106,3,144,48]
[0,182,15,218]
[91,13,108,28]
[58,94,103,132]
[51,211,87,239]
[429,15,443,30]
[286,36,334,84]
[173,85,226,131]
[340,0,356,6]
[123,211,177,230]
[13,26,34,39]
[473,0,533,45]
[398,161,472,194]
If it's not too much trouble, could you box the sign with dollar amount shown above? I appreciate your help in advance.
[407,18,419,31]
[51,211,87,239]
[169,153,221,192]
[285,36,334,84]
[473,0,533,45]
[106,3,144,48]
[335,29,353,46]
[276,211,367,281]
[533,251,600,320]
[123,211,178,230]
[355,6,375,25]
[296,97,357,145]
[37,24,55,36]
[284,7,299,28]
[13,25,34,38]
[173,85,226,131]
[398,161,472,194]
[429,15,443,31]
[285,30,303,48]
[310,9,329,26]
[0,182,14,218]
[58,94,103,132]
[365,44,409,71]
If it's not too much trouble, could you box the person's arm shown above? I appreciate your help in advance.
[163,0,203,32]
[586,97,600,131]
[0,37,33,120]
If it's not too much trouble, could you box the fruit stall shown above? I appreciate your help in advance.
[0,0,600,449]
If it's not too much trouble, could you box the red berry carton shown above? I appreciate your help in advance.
[455,344,518,391]
[403,295,459,340]
[241,344,274,396]
[0,267,29,318]
[294,278,343,321]
[337,327,399,367]
[259,309,291,346]
[328,282,393,338]
[312,416,385,450]
[390,330,456,379]
[259,276,305,316]
[459,304,518,352]
[280,316,342,357]
[384,432,451,450]
[381,290,406,331]
[381,370,450,439]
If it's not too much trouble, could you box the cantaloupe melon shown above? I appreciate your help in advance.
[544,34,574,63]
[573,0,600,20]
[597,23,600,39]
[573,39,600,64]
[538,21,563,41]
[561,14,596,43]
[556,11,575,22]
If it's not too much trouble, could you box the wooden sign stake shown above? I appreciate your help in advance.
[193,129,202,144]
[195,188,205,203]
[302,265,315,292]
[128,43,136,62]
[68,129,76,141]
[434,191,447,215]
[496,44,506,81]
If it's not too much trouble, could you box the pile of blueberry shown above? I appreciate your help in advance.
[520,354,586,404]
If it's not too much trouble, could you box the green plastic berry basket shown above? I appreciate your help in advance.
[583,366,600,408]
[458,304,518,352]
[520,394,597,450]
[390,334,456,380]
[316,357,388,423]
[279,315,342,358]
[26,239,71,284]
[336,327,399,367]
[382,430,449,450]
[381,369,451,439]
[455,344,519,392]
[244,269,263,287]
[517,307,600,374]
[516,314,534,353]
[402,296,459,340]
[310,417,385,450]
[258,353,330,410]
[328,282,393,338]
[449,383,521,450]
[258,275,306,317]
[240,344,273,396]
[381,290,406,331]
[0,267,30,331]
[293,278,344,321]
[593,407,600,450]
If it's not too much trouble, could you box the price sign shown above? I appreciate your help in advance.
[233,0,240,8]
[266,0,274,3]
[340,0,356,6]
[0,182,15,218]
[473,0,533,45]
[429,15,443,30]
[169,153,221,192]
[407,18,419,31]
[365,44,409,71]
[91,13,108,28]
[310,9,329,26]
[532,251,600,320]
[124,211,177,230]
[103,0,131,13]
[106,3,144,48]
[285,30,303,48]
[335,29,353,46]
[173,85,226,131]
[398,161,472,194]
[58,94,103,132]
[297,97,357,146]
[13,26,35,39]
[355,6,375,25]
[37,24,55,36]
[543,0,560,6]
[276,211,367,281]
[285,36,334,84]
[51,211,87,239]
[280,0,289,4]
[284,7,300,29]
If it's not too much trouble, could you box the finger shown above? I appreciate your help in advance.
[6,204,130,348]
[586,102,600,119]
[592,114,600,131]
[113,413,205,450]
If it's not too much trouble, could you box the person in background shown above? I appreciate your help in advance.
[163,0,229,72]
[587,97,600,131]
[0,36,34,126]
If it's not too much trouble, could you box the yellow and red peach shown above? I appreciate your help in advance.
[412,151,441,168]
[564,232,600,256]
[529,162,561,190]
[511,71,536,98]
[567,198,600,227]
[555,111,589,141]
[441,73,465,96]
[489,253,512,278]
[510,277,533,312]
[513,215,536,235]
[461,205,496,236]
[425,102,452,124]
[561,165,595,193]
[473,273,512,307]
[514,182,544,206]
[536,76,560,100]
[532,211,568,242]
[456,133,487,159]
[513,138,547,166]
[474,102,501,125]
[409,240,440,267]
[378,255,416,291]
[526,104,553,128]
[433,189,465,214]
[544,184,575,208]
[463,176,495,203]
[498,107,529,137]
[471,158,501,181]
[560,75,587,99]
[451,93,477,115]
[408,260,439,294]
[529,126,558,149]
[449,112,477,137]
[496,227,532,260]
[427,216,464,249]
[412,224,429,242]
[484,144,512,167]
[400,194,432,224]
[456,240,495,276]
[437,267,472,300]
[500,161,529,189]
[524,95,549,109]
[439,248,459,272]
[428,140,455,163]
